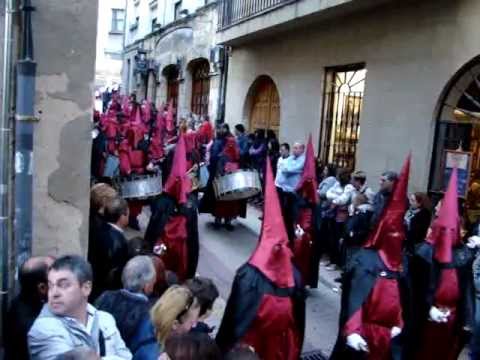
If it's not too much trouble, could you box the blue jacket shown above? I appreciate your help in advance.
[129,317,161,360]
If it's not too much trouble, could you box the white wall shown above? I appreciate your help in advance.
[224,0,480,192]
[95,0,126,88]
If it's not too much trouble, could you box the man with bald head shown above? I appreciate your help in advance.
[5,256,55,360]
[276,141,306,240]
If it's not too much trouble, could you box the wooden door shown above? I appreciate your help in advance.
[191,61,210,117]
[249,77,280,135]
[167,80,178,120]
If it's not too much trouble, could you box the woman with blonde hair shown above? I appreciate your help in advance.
[130,285,201,360]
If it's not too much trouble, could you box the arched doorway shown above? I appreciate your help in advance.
[245,76,280,135]
[162,64,179,119]
[189,58,210,117]
[430,55,480,222]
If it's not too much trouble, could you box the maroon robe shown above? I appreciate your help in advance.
[241,294,301,360]
[344,277,403,360]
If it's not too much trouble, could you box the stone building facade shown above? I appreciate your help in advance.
[218,0,480,213]
[0,0,98,261]
[32,0,99,257]
[122,1,222,122]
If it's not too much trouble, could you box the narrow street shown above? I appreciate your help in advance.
[196,205,341,357]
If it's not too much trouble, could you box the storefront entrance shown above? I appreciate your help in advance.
[430,56,480,222]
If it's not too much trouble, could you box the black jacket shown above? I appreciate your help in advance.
[4,293,44,360]
[346,208,374,247]
[405,208,431,253]
[89,222,129,301]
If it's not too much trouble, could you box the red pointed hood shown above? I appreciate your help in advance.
[426,168,460,263]
[142,101,151,123]
[166,101,175,132]
[121,96,130,115]
[249,159,294,288]
[296,135,319,204]
[164,135,191,204]
[133,107,142,124]
[364,154,411,271]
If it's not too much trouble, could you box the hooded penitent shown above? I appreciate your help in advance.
[165,100,175,133]
[330,154,411,360]
[364,154,411,271]
[145,135,198,283]
[296,135,318,205]
[414,168,473,360]
[292,135,319,287]
[216,159,305,360]
[249,159,295,288]
[426,168,460,263]
[164,135,191,205]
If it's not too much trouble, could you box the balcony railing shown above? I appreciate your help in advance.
[218,0,298,30]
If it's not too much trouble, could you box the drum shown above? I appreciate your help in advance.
[116,173,163,199]
[213,170,261,201]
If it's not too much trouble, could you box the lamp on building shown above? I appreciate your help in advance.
[210,45,225,74]
[176,56,185,81]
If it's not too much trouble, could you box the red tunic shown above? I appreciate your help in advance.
[344,278,403,360]
[241,294,301,360]
[154,215,189,282]
[415,269,461,360]
[292,208,313,284]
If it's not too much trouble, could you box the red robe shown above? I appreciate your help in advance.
[154,216,189,282]
[241,294,301,360]
[415,269,461,360]
[344,278,403,360]
[292,208,313,284]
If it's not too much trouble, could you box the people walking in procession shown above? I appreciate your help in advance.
[216,159,305,360]
[291,135,321,288]
[412,168,475,360]
[330,155,411,360]
[144,134,199,282]
[199,123,247,231]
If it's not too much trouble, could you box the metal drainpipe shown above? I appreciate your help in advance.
[14,0,36,269]
[216,45,229,125]
[1,0,18,326]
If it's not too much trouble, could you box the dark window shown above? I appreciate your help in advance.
[174,1,183,20]
[319,64,367,170]
[111,9,125,33]
[151,18,157,31]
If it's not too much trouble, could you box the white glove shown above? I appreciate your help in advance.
[295,225,305,238]
[391,326,402,338]
[467,236,480,249]
[346,333,369,352]
[153,243,167,256]
[429,306,450,323]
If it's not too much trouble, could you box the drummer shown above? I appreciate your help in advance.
[199,123,247,231]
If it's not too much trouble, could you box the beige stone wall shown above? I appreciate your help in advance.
[224,0,480,192]
[123,4,221,121]
[32,0,98,257]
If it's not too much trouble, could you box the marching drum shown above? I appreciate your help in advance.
[116,173,163,200]
[213,170,261,201]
